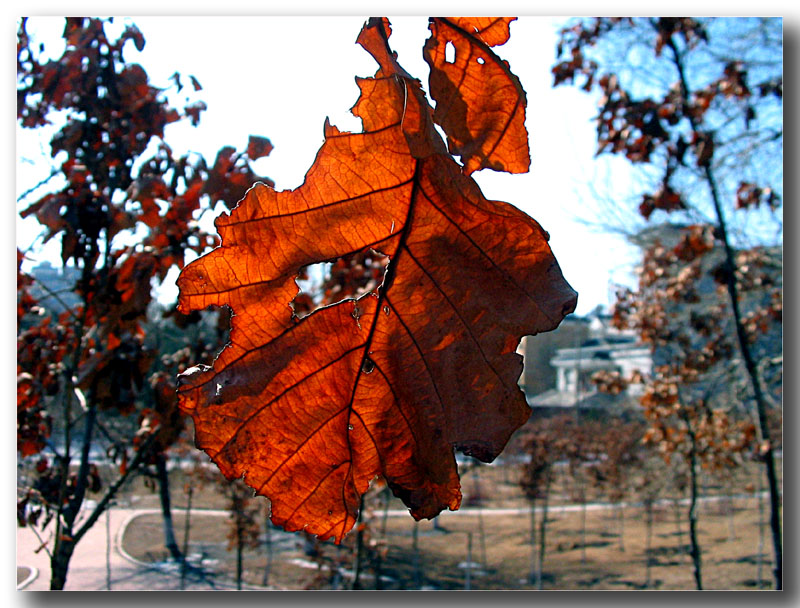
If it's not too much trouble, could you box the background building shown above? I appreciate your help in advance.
[520,307,650,412]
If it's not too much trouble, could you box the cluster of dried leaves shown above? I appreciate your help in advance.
[599,230,780,471]
[553,17,782,219]
[553,18,782,475]
[16,17,273,584]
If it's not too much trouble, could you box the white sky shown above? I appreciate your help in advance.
[16,15,648,316]
[16,8,793,319]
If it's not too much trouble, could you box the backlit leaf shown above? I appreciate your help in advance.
[176,17,576,542]
[246,135,274,161]
[423,17,529,175]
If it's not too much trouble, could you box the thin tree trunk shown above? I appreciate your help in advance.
[685,423,704,590]
[105,507,112,590]
[180,482,194,590]
[477,503,487,568]
[51,313,86,587]
[708,167,782,588]
[350,496,365,590]
[229,488,245,590]
[687,489,702,589]
[756,467,765,588]
[465,532,473,590]
[644,499,653,589]
[48,418,156,590]
[262,511,272,587]
[537,475,551,590]
[51,399,98,590]
[49,539,75,590]
[351,526,364,590]
[727,476,736,542]
[373,486,390,590]
[666,32,781,590]
[412,521,422,589]
[68,403,97,520]
[155,453,182,560]
[236,519,244,590]
[231,498,244,591]
[470,460,488,569]
[529,499,537,584]
[580,485,587,564]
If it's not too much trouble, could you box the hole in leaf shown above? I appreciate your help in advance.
[445,41,456,63]
[361,357,375,374]
[291,248,390,320]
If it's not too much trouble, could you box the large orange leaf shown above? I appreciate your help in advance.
[176,17,576,542]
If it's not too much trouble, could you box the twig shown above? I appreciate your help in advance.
[28,522,53,559]
[72,432,158,545]
[29,277,80,323]
[17,167,61,203]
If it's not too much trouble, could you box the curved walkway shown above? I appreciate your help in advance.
[16,508,265,591]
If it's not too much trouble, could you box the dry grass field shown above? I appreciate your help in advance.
[120,458,779,590]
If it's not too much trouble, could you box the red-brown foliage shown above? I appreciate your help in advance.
[176,17,576,542]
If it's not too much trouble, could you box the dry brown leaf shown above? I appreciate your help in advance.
[176,17,576,542]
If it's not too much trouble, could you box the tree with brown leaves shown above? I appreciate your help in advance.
[16,17,270,589]
[555,17,782,589]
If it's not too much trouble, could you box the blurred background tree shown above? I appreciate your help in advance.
[552,17,782,589]
[16,16,272,589]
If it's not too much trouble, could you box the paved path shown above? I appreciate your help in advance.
[16,508,263,591]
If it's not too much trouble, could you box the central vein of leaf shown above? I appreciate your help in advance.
[345,159,422,445]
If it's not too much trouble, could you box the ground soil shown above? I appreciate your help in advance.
[17,567,31,585]
[120,459,779,591]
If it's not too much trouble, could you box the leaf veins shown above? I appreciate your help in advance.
[176,17,577,542]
